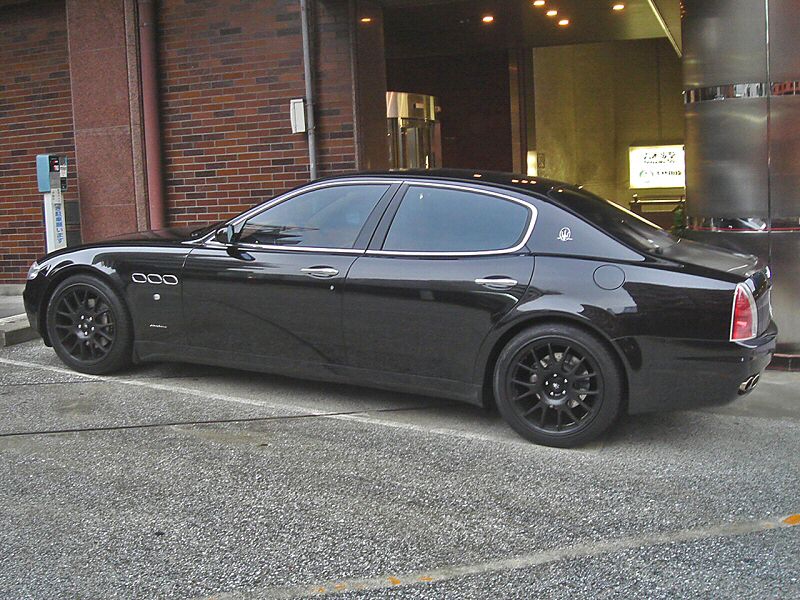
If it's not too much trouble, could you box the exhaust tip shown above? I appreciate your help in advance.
[738,374,760,395]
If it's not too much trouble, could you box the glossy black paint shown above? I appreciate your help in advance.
[24,170,777,414]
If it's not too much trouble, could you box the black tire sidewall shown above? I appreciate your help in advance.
[46,274,132,375]
[494,324,623,448]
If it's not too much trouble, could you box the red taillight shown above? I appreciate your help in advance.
[730,283,757,341]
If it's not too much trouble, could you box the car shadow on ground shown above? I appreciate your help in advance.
[120,359,765,451]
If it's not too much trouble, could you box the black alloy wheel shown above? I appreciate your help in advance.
[46,274,132,374]
[494,324,622,447]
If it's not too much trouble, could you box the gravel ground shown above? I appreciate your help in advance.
[0,339,798,599]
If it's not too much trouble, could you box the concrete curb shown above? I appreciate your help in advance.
[0,314,38,347]
[0,284,25,296]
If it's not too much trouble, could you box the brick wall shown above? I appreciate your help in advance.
[158,0,356,227]
[0,0,79,283]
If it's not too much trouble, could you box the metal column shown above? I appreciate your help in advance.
[682,0,800,356]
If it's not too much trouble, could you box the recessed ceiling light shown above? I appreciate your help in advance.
[558,18,570,26]
[359,17,372,23]
[546,9,558,17]
[612,3,625,10]
[482,15,494,23]
[533,0,546,6]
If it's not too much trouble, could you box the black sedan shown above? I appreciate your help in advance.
[23,170,777,447]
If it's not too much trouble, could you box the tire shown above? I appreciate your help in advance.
[493,323,623,448]
[45,274,133,375]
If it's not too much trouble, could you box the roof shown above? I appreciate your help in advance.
[321,168,573,198]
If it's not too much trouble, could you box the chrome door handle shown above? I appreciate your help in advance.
[475,277,518,290]
[301,266,339,278]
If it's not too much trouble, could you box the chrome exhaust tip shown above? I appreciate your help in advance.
[738,374,760,395]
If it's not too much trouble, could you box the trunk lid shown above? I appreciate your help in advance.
[659,238,763,279]
[660,238,772,336]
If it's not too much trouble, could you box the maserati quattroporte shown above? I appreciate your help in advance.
[24,170,777,447]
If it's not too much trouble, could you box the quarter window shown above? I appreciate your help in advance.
[238,184,389,248]
[383,186,531,253]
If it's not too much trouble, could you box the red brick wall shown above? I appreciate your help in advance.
[0,0,79,283]
[158,0,357,227]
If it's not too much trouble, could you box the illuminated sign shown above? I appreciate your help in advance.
[629,145,685,189]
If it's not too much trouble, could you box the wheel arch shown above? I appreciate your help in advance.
[479,313,630,412]
[37,265,128,345]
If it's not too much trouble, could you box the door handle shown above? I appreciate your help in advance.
[301,266,339,278]
[475,277,518,290]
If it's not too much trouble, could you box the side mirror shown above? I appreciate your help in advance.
[215,223,241,245]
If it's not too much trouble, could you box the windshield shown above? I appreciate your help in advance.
[552,187,677,253]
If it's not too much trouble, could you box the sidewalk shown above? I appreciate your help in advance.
[0,295,24,319]
[0,286,36,347]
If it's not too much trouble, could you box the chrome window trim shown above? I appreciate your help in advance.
[370,181,537,257]
[236,244,364,255]
[200,178,398,254]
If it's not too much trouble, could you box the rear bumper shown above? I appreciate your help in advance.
[624,321,778,414]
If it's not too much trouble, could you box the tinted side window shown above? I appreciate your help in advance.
[383,186,530,252]
[239,184,389,248]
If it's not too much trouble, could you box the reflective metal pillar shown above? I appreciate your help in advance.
[682,0,800,355]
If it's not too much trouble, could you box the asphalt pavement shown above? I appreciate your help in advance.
[0,339,798,599]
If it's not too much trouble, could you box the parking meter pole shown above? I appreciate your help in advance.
[36,154,68,253]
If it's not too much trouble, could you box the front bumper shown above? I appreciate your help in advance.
[23,273,48,344]
[624,321,778,414]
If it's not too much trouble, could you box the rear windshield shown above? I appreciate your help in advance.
[552,187,677,253]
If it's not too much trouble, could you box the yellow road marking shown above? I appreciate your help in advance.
[783,514,800,526]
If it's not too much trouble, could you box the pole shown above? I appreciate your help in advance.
[299,0,318,180]
[138,0,166,229]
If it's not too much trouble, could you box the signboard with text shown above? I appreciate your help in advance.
[629,145,685,189]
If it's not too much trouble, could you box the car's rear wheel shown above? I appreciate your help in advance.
[46,274,132,375]
[494,324,623,448]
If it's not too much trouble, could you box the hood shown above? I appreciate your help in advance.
[660,238,763,280]
[106,224,217,243]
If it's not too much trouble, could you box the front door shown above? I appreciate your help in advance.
[182,181,395,372]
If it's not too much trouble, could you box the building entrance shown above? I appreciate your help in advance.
[381,0,684,228]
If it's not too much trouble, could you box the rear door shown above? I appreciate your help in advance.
[343,181,535,383]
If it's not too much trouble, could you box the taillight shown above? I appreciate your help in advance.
[730,283,757,341]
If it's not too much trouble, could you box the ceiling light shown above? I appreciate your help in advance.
[558,18,570,26]
[546,9,558,17]
[612,3,625,10]
[359,17,372,23]
[482,15,494,23]
[533,0,546,6]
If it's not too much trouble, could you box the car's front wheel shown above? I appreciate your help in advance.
[46,274,132,375]
[494,324,623,448]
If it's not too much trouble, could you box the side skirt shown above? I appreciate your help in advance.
[133,341,483,406]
